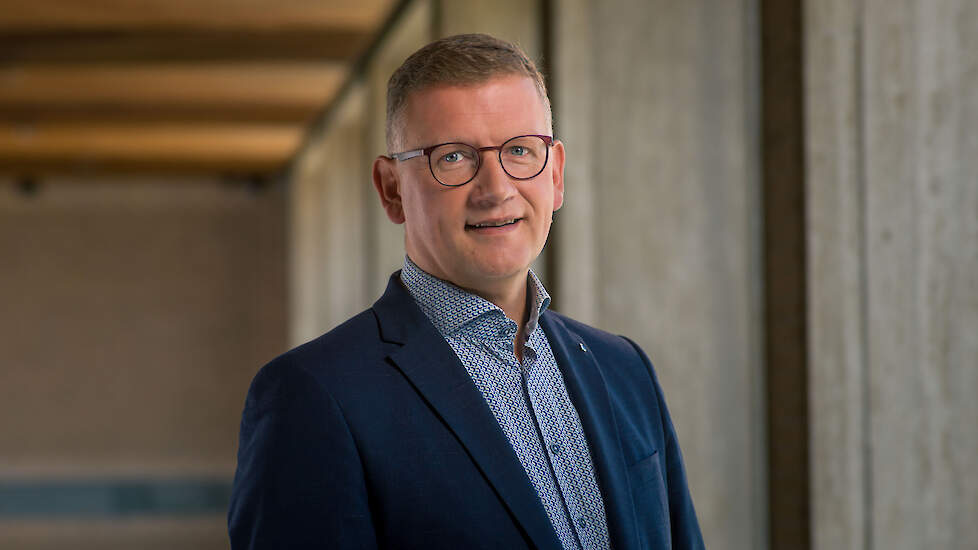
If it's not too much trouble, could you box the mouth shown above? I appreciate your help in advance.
[465,217,523,230]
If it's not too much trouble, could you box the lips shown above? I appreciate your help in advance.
[465,217,522,230]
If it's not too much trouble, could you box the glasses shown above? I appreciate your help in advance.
[390,134,554,187]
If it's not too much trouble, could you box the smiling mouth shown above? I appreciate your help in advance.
[466,218,522,229]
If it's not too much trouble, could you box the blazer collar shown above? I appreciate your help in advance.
[540,312,641,550]
[372,273,562,550]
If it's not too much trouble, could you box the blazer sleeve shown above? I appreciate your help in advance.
[624,336,706,550]
[228,358,377,549]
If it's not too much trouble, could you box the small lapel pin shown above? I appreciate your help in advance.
[579,342,587,352]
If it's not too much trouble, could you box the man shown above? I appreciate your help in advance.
[229,34,704,549]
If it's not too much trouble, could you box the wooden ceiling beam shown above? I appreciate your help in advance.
[0,29,371,64]
[0,62,347,111]
[0,122,304,174]
[0,0,397,176]
[0,0,395,31]
[0,104,322,125]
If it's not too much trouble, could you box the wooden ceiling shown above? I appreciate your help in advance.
[0,0,397,176]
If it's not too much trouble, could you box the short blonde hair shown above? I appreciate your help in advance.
[385,33,551,151]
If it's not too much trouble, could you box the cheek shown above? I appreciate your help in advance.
[526,186,554,216]
[409,195,459,243]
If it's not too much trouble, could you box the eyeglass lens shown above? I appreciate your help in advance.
[429,135,549,187]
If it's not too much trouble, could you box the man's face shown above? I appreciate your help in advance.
[374,75,565,295]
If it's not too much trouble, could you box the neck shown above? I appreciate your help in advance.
[476,279,529,332]
[466,273,531,362]
[404,255,534,357]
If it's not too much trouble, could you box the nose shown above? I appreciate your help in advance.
[468,150,517,207]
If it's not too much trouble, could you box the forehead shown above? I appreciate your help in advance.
[400,75,548,145]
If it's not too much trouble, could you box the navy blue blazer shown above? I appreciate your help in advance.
[229,273,704,549]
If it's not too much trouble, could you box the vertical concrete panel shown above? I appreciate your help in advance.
[437,0,541,61]
[364,0,433,296]
[552,0,598,321]
[807,1,978,548]
[863,0,978,547]
[290,133,329,343]
[289,86,369,344]
[320,86,369,331]
[804,1,870,549]
[554,1,765,548]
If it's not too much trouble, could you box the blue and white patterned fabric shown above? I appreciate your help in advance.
[400,257,610,550]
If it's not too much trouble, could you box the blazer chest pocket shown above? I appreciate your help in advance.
[628,450,663,487]
[628,450,670,543]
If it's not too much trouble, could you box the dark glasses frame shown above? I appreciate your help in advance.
[389,134,554,187]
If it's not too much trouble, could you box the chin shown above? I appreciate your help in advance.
[466,253,535,281]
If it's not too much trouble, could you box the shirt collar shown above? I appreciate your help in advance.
[400,256,551,338]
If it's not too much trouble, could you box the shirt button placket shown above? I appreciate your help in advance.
[576,514,591,543]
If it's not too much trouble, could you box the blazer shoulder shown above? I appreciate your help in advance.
[245,308,389,407]
[280,308,385,368]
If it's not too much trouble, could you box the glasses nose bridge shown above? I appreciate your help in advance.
[472,144,505,175]
[469,145,515,200]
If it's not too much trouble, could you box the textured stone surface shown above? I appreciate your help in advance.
[0,177,286,550]
[290,85,369,344]
[0,178,286,475]
[805,1,869,548]
[807,1,978,548]
[363,0,432,297]
[552,1,766,549]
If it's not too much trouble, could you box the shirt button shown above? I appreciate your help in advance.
[549,443,561,454]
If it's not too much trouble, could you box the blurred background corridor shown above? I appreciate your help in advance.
[1,1,975,549]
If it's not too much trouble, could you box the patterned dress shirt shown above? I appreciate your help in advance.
[400,257,610,550]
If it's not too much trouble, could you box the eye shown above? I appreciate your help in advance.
[507,145,528,156]
[442,151,464,163]
[439,147,475,164]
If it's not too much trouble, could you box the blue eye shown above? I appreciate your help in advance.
[507,146,527,156]
[442,150,465,163]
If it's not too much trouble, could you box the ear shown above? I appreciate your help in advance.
[372,156,406,224]
[550,140,565,211]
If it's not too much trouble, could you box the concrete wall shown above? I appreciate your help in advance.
[290,84,371,344]
[0,176,286,549]
[363,0,434,297]
[551,1,765,549]
[806,1,978,549]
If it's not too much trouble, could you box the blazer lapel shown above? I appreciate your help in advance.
[541,312,640,550]
[372,274,562,550]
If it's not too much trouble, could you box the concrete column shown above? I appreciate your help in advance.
[437,0,541,60]
[805,1,868,548]
[364,0,434,296]
[289,85,370,344]
[553,1,766,549]
[807,1,978,549]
